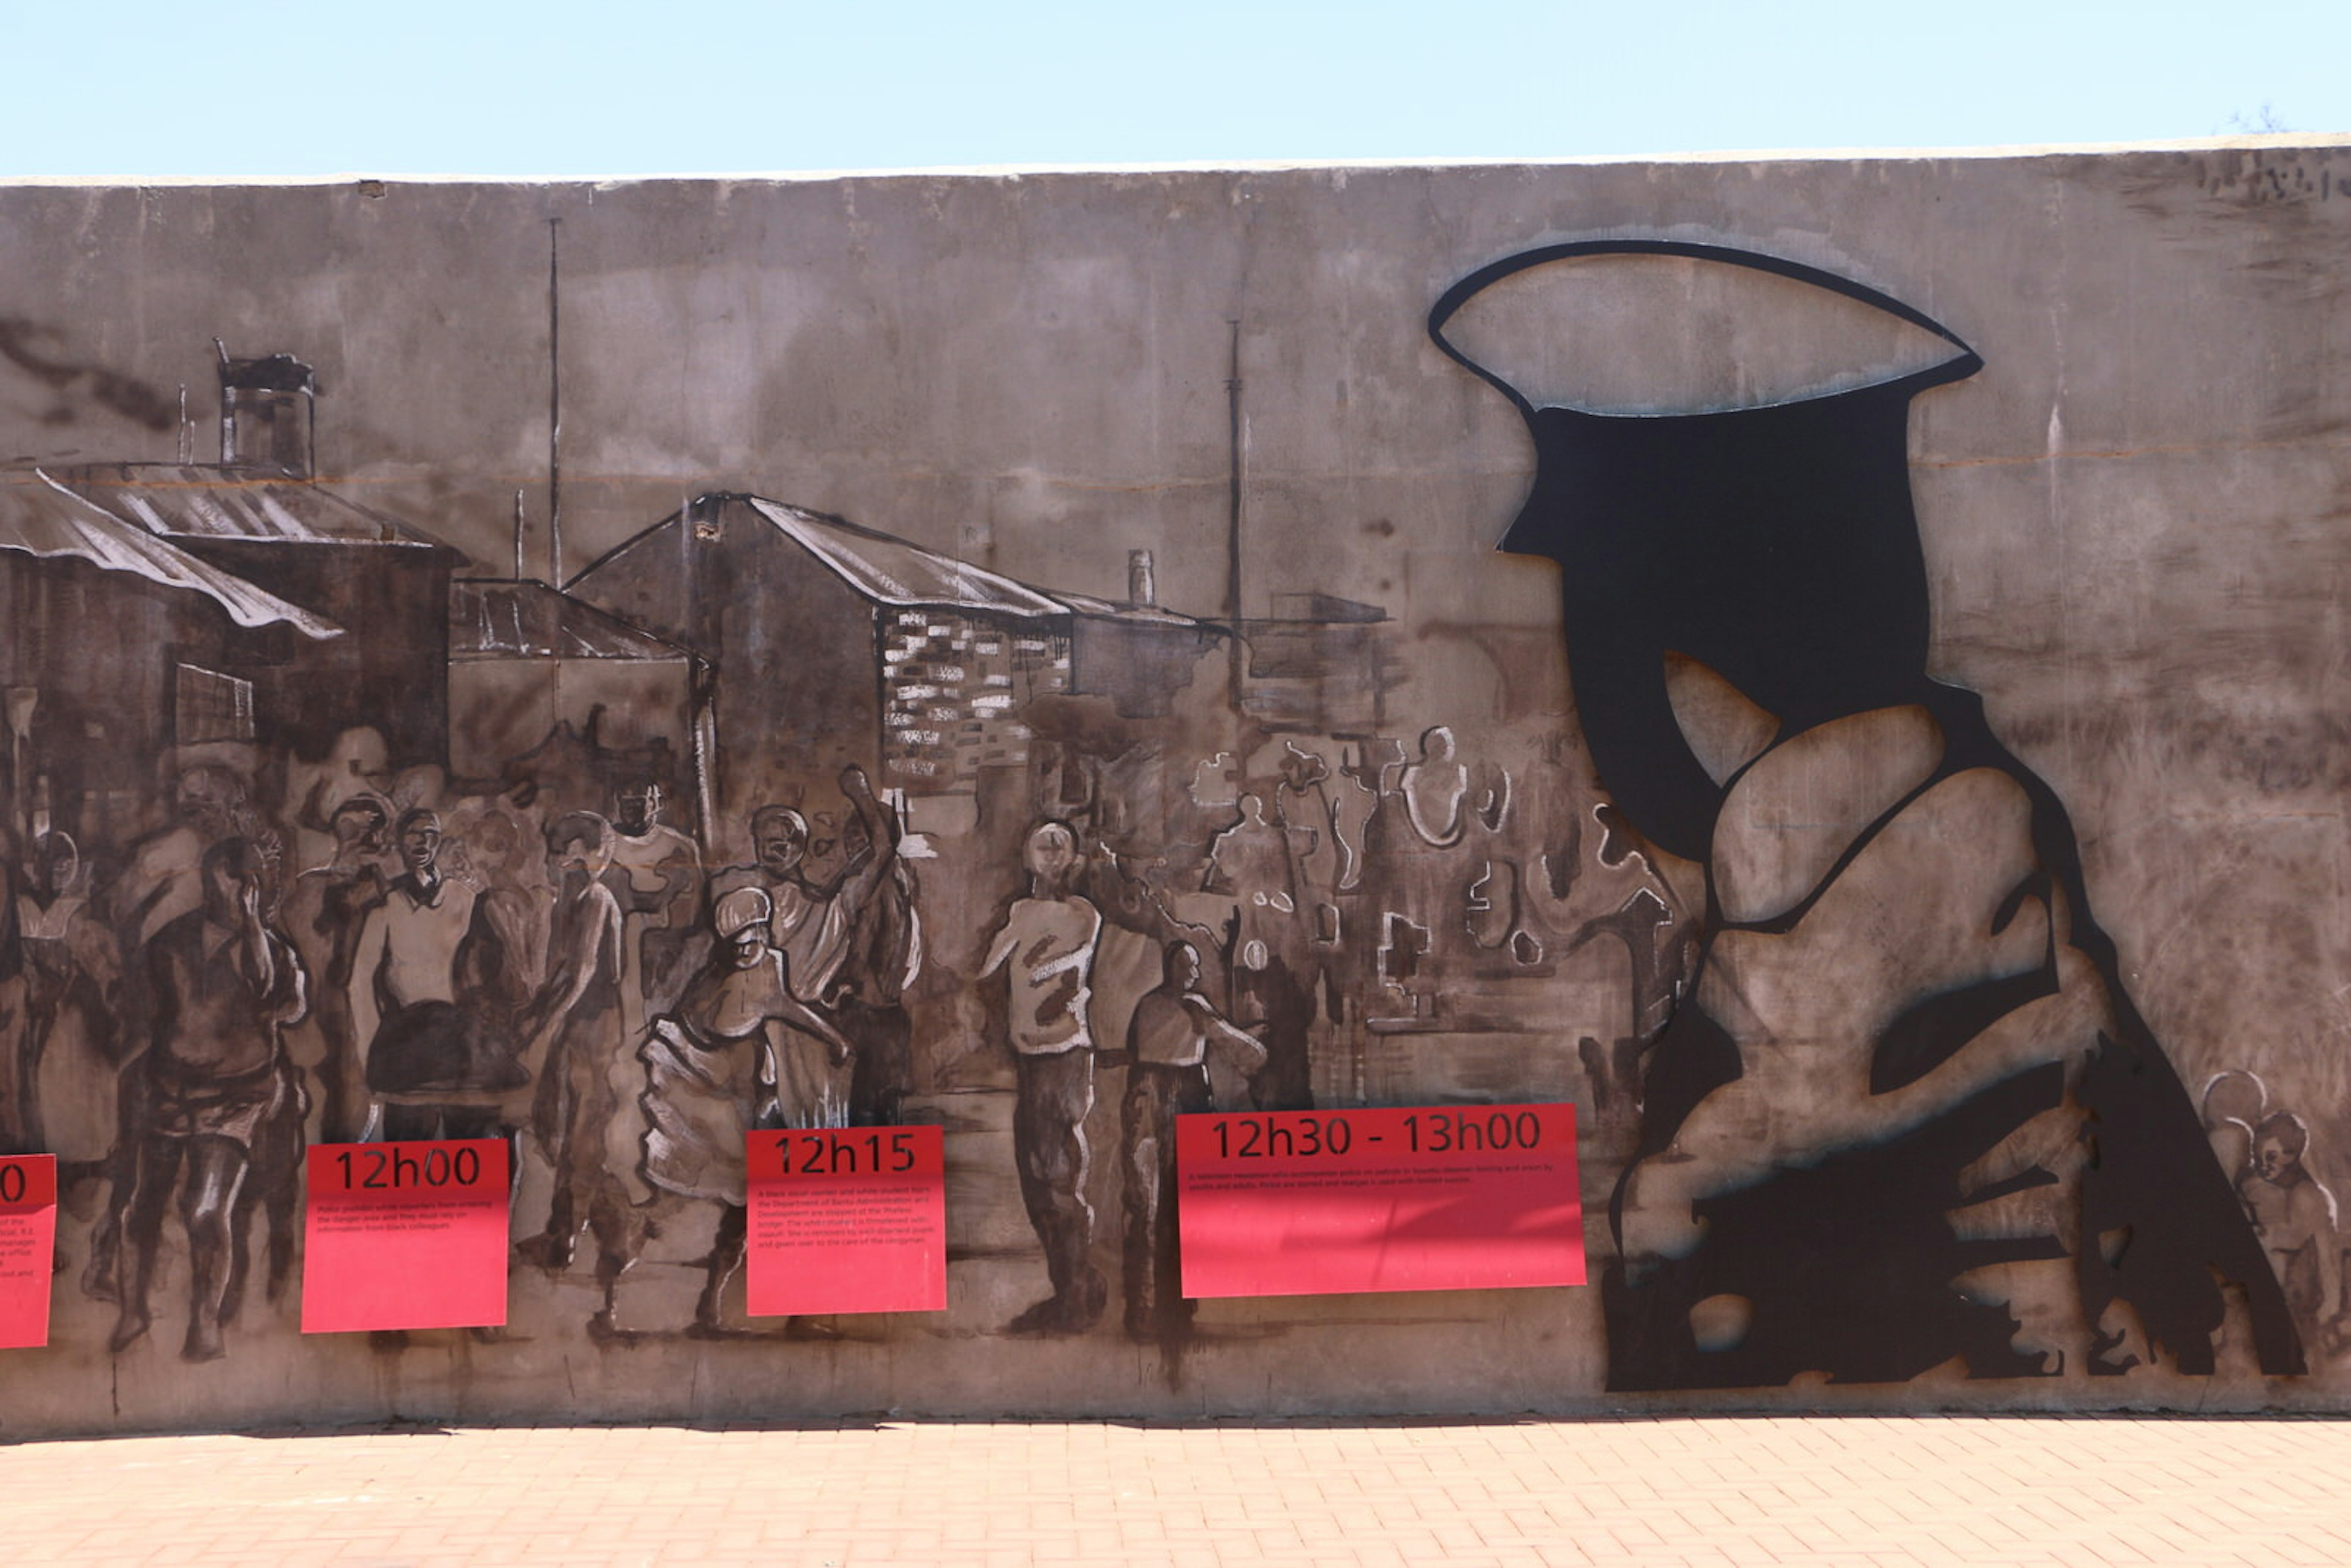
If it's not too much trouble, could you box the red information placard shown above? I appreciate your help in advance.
[301,1139,509,1334]
[1177,1104,1583,1299]
[0,1154,58,1349]
[746,1127,946,1317]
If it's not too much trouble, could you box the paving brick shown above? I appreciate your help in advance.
[9,1416,2351,1564]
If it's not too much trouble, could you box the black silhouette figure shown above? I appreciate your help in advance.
[1433,239,2301,1387]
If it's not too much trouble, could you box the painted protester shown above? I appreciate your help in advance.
[1101,939,1265,1341]
[708,765,902,1127]
[97,838,307,1362]
[979,819,1108,1335]
[347,808,525,1142]
[286,793,396,1144]
[605,779,702,1040]
[514,812,633,1288]
[15,830,122,1172]
[629,883,852,1334]
[827,774,921,1129]
[0,830,24,1153]
[2241,1112,2350,1359]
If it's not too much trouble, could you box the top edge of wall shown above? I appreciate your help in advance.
[4,133,2347,189]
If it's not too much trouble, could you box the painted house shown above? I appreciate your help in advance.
[0,467,341,846]
[566,493,1221,828]
[60,462,465,771]
[446,576,703,829]
[1236,591,1398,735]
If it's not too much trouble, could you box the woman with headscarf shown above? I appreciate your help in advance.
[624,884,850,1335]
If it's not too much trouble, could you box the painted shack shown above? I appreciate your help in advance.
[566,492,1220,836]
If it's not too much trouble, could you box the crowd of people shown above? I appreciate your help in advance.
[974,721,1682,1341]
[0,707,1672,1356]
[0,730,932,1354]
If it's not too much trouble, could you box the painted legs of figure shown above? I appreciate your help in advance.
[0,972,29,1153]
[842,997,912,1128]
[223,1067,306,1321]
[1011,1049,1106,1334]
[108,1132,248,1362]
[688,1202,748,1335]
[1121,1060,1207,1340]
[382,1103,522,1210]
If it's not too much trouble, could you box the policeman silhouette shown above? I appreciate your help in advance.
[1433,241,2299,1388]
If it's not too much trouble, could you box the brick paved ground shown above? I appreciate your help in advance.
[2,1416,2347,1566]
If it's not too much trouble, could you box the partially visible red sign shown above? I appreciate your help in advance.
[746,1127,947,1317]
[301,1139,509,1333]
[0,1154,58,1349]
[1177,1104,1583,1299]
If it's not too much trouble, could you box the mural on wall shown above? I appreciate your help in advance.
[0,156,2342,1417]
[0,348,1632,1366]
[1431,241,2304,1387]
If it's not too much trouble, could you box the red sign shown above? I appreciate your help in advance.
[1177,1104,1584,1299]
[0,1154,58,1349]
[301,1139,509,1334]
[746,1127,947,1317]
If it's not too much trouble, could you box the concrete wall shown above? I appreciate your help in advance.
[0,138,2346,1433]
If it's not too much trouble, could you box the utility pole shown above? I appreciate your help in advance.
[547,217,563,586]
[1224,318,1245,713]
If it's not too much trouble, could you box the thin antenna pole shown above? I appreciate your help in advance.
[212,339,232,464]
[547,217,563,586]
[176,384,189,464]
[513,489,527,580]
[1224,318,1245,713]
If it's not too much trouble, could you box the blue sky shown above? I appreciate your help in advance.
[7,0,2347,178]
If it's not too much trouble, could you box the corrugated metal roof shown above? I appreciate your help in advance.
[450,578,692,661]
[743,497,1068,618]
[572,491,1221,636]
[64,464,448,549]
[0,470,344,639]
[1054,589,1218,630]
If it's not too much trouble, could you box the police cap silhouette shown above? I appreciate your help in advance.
[1429,241,1982,861]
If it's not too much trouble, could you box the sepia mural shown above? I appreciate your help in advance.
[0,141,2345,1430]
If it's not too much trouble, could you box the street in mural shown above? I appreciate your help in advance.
[0,227,2339,1392]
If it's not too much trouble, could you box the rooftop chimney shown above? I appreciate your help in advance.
[1127,549,1157,607]
[217,347,317,478]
